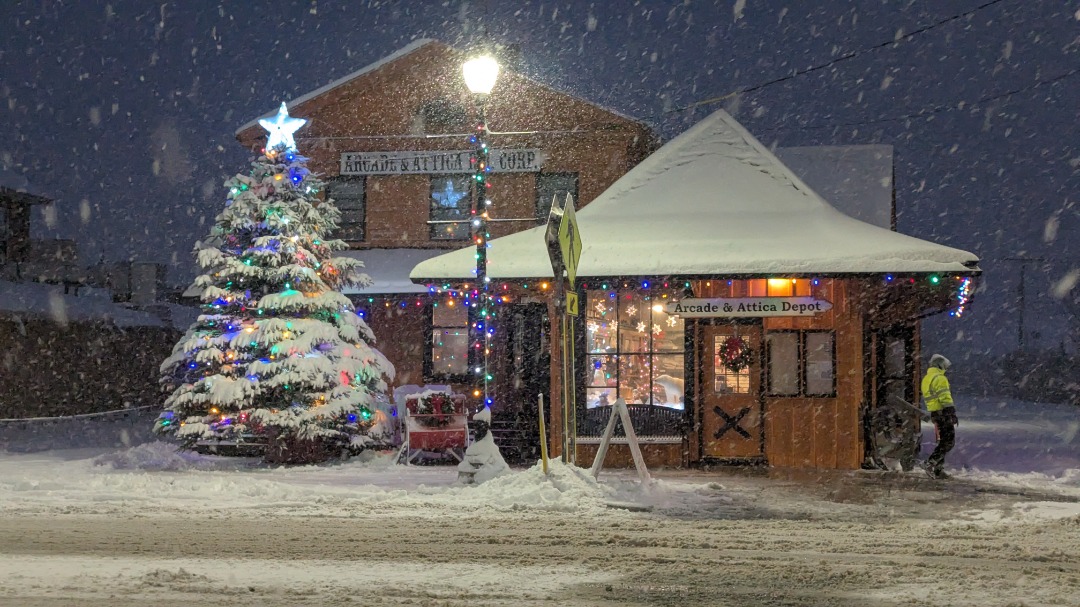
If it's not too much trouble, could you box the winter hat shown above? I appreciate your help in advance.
[929,354,951,370]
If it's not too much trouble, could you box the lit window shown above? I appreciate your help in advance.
[766,278,794,297]
[430,176,471,240]
[428,303,469,379]
[585,289,684,410]
[713,333,750,394]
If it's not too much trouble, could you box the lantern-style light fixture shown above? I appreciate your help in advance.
[462,55,500,95]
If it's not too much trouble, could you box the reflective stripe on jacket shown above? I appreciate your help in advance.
[921,367,954,412]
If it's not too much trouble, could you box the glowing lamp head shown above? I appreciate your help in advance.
[462,55,500,95]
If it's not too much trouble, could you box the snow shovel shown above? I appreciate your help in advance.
[888,395,932,422]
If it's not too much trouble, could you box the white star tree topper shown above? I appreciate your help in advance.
[259,102,307,151]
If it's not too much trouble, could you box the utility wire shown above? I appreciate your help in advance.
[757,67,1078,132]
[667,0,1011,114]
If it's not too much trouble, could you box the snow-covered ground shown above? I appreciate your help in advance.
[1,396,1077,606]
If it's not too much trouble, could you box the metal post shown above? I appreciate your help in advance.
[554,278,569,462]
[1004,257,1045,351]
[470,97,493,411]
[1018,262,1026,351]
[566,289,576,464]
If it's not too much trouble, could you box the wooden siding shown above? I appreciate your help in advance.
[576,442,685,469]
[760,279,863,469]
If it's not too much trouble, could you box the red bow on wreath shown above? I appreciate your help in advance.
[719,336,754,372]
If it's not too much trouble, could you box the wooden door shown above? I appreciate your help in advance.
[701,324,763,459]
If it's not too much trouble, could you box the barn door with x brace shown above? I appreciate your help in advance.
[700,322,763,460]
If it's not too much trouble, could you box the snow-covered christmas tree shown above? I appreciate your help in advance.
[156,103,393,462]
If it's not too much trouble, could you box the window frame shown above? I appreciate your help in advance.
[803,330,837,397]
[324,176,366,242]
[423,302,473,383]
[429,174,473,241]
[584,288,686,410]
[765,329,837,398]
[535,172,580,224]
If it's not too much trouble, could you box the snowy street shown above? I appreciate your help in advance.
[2,396,1079,606]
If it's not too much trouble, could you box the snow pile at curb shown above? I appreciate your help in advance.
[445,459,619,513]
[93,442,247,471]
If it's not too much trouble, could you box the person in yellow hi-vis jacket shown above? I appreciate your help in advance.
[921,354,958,479]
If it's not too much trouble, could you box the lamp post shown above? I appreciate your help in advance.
[463,54,500,422]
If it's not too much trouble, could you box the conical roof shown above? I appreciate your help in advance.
[411,110,979,282]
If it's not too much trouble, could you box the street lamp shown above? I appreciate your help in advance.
[463,54,499,421]
[462,55,500,95]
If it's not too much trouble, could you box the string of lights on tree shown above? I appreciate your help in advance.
[156,103,393,460]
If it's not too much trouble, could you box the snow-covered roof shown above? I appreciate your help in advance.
[411,110,980,282]
[340,248,453,295]
[179,249,451,300]
[0,281,182,328]
[235,39,437,135]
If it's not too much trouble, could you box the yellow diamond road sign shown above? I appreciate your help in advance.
[557,195,582,284]
[565,292,579,316]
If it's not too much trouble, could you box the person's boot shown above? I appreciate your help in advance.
[921,460,944,479]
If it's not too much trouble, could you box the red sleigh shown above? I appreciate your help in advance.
[396,392,469,464]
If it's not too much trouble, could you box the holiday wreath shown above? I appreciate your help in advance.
[718,335,754,372]
[412,391,457,427]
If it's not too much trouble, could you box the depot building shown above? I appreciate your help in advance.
[412,109,980,470]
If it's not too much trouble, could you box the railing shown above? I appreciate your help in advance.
[0,405,159,452]
[578,404,685,439]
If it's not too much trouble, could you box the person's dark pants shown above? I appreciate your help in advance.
[927,409,957,473]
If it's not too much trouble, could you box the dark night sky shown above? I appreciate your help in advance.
[1,1,1077,356]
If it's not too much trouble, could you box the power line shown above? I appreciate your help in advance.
[667,0,1011,115]
[756,68,1078,133]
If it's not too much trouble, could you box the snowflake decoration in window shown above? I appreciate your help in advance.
[594,301,608,315]
[431,179,468,209]
[636,321,647,333]
[625,304,637,317]
[666,316,678,327]
[652,323,662,335]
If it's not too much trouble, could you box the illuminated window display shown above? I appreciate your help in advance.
[585,289,685,409]
[430,302,469,377]
[713,332,751,394]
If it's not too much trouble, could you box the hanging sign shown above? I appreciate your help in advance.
[340,149,545,175]
[665,297,833,318]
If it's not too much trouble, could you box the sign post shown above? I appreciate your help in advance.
[545,193,582,464]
